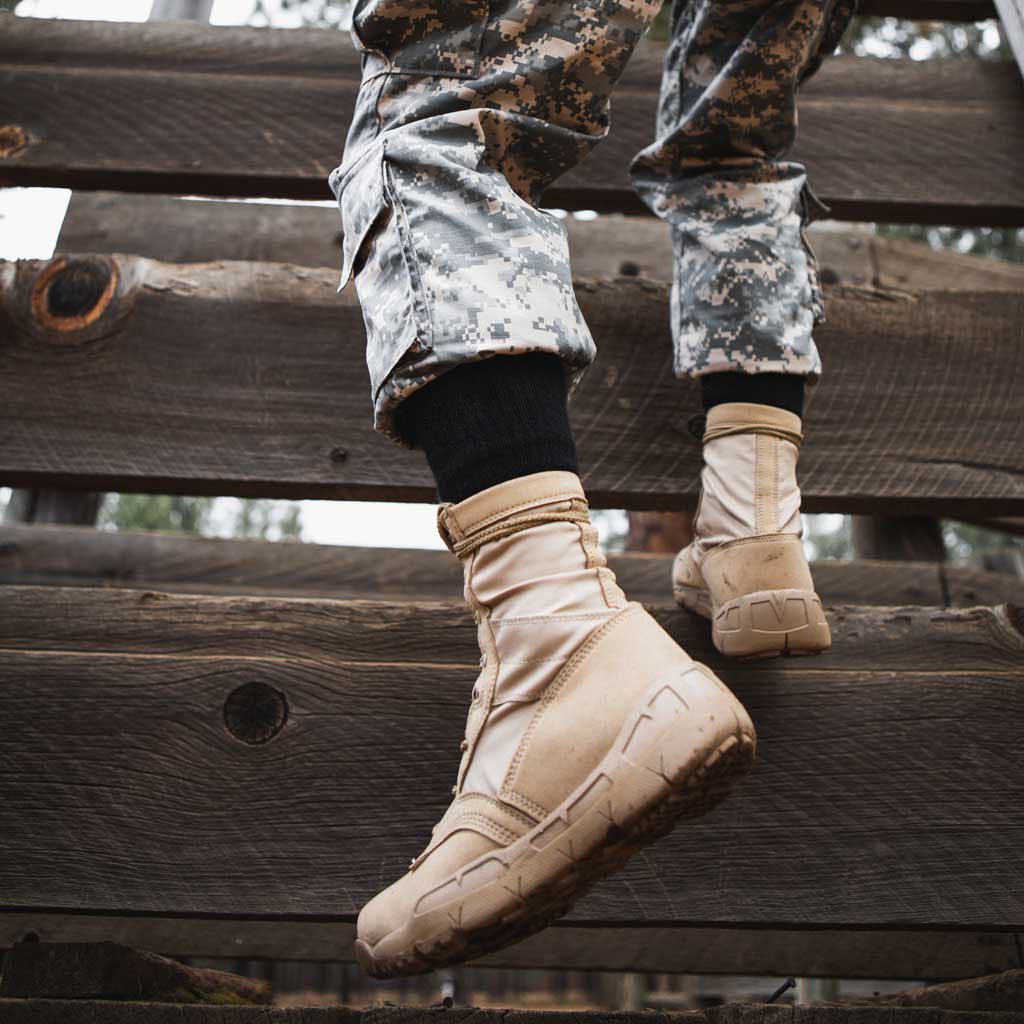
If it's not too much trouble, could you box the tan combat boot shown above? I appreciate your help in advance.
[355,471,756,978]
[673,402,831,659]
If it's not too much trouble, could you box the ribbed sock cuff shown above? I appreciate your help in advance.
[700,372,806,418]
[395,354,578,504]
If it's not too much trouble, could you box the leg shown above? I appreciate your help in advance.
[630,0,855,381]
[332,0,661,445]
[333,1,756,977]
[630,0,854,657]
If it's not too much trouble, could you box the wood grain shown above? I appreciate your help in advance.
[2,525,1022,608]
[3,914,1021,981]
[3,255,1024,515]
[54,195,1024,294]
[2,20,1022,224]
[2,1001,1023,1024]
[0,941,271,1004]
[0,585,1022,927]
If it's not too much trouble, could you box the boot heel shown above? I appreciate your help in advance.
[712,588,830,659]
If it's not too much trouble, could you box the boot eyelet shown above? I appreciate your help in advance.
[459,738,468,751]
[450,785,457,795]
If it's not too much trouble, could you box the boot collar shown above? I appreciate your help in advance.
[436,471,588,557]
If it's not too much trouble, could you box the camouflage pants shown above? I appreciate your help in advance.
[330,0,854,443]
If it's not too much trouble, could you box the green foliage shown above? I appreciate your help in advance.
[99,495,303,540]
[99,494,214,534]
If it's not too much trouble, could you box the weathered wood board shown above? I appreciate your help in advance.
[1,525,1021,608]
[2,20,1023,224]
[1,585,1022,929]
[1,1001,1023,1024]
[2,913,1022,981]
[3,255,1024,515]
[54,196,1024,295]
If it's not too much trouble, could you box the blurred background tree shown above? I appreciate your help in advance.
[98,495,304,540]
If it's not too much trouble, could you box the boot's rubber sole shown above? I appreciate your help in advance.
[675,584,831,660]
[354,668,756,978]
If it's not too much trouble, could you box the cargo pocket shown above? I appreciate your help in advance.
[333,147,387,293]
[332,143,432,404]
[799,181,830,325]
[351,0,489,78]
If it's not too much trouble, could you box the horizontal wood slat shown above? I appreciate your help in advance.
[3,1001,1023,1024]
[2,20,1023,224]
[3,255,1024,515]
[3,914,1021,981]
[53,194,1024,293]
[1,585,1022,928]
[1,525,1022,608]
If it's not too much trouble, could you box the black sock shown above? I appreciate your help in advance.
[395,353,578,504]
[700,372,805,418]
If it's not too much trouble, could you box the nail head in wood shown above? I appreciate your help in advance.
[223,682,287,745]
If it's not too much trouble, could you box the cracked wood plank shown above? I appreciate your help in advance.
[1,524,1022,607]
[3,256,1024,516]
[0,1001,1022,1023]
[1,20,1022,224]
[2,914,1022,980]
[0,586,1021,928]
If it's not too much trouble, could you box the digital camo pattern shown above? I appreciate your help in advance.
[630,0,856,376]
[330,0,853,442]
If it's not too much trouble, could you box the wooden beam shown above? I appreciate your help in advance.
[0,585,1022,928]
[0,942,271,1005]
[2,21,1023,225]
[3,255,1024,516]
[53,195,1024,293]
[853,969,1024,1012]
[3,915,1021,981]
[3,525,1023,607]
[2,1000,1024,1024]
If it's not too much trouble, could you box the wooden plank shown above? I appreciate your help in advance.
[2,21,1023,225]
[6,251,1024,516]
[3,255,1024,516]
[53,196,1024,294]
[2,915,1021,981]
[2,1001,1023,1024]
[854,969,1024,1012]
[4,524,1022,608]
[0,942,271,1005]
[0,585,1022,928]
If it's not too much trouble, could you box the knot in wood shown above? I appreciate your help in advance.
[0,124,30,158]
[223,682,288,745]
[31,257,118,333]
